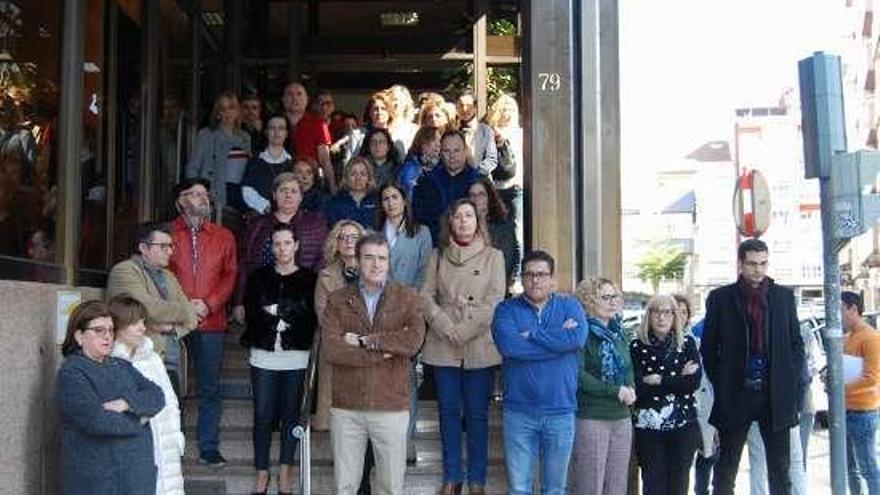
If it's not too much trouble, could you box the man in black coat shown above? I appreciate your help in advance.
[701,238,805,495]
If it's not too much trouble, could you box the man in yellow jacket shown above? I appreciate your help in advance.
[842,291,880,495]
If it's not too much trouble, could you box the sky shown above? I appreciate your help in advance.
[619,0,849,202]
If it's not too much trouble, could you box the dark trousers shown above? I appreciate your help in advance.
[712,390,791,495]
[693,452,717,495]
[634,424,699,495]
[251,366,304,470]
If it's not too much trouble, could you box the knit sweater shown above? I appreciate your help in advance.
[844,320,880,411]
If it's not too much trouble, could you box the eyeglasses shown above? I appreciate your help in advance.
[147,242,174,251]
[337,234,360,242]
[599,294,620,302]
[522,271,551,281]
[650,309,675,317]
[83,325,114,337]
[180,190,209,198]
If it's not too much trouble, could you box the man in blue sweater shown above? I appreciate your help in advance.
[491,250,588,495]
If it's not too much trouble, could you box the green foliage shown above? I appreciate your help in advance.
[488,19,516,36]
[443,63,519,105]
[636,245,687,294]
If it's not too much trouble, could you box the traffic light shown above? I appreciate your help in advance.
[829,150,880,240]
[799,52,847,179]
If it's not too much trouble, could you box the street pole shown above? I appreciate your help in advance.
[799,52,848,494]
[818,175,848,495]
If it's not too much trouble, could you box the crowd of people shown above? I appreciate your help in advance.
[54,81,880,495]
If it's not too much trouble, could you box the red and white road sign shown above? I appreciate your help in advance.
[733,169,772,238]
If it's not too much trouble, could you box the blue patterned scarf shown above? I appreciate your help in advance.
[588,315,626,385]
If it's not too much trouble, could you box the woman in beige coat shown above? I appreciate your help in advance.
[420,198,506,495]
[313,219,366,431]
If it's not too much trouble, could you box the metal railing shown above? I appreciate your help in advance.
[290,338,320,494]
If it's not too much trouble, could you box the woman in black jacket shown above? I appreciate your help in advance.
[242,223,318,495]
[630,294,702,495]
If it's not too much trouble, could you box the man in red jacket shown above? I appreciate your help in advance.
[169,177,238,466]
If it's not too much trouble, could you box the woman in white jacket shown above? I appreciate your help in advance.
[110,295,185,495]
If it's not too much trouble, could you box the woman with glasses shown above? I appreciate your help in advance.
[57,300,165,495]
[109,295,185,495]
[359,127,402,190]
[572,277,635,495]
[420,198,506,495]
[313,219,367,431]
[241,224,318,495]
[630,295,701,495]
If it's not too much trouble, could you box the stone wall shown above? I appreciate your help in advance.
[0,281,103,495]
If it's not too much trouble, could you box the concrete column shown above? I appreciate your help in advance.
[580,0,622,284]
[524,0,577,290]
[473,0,488,116]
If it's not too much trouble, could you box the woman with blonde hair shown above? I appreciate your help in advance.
[572,277,635,495]
[420,198,506,495]
[186,91,252,217]
[630,294,701,495]
[484,93,523,265]
[418,100,457,134]
[385,84,420,155]
[313,219,366,430]
[324,156,379,229]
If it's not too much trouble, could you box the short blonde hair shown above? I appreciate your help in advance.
[341,156,376,193]
[638,294,686,351]
[574,277,618,317]
[322,219,367,268]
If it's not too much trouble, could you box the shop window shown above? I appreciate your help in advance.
[0,0,63,283]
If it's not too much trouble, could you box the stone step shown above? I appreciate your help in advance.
[183,399,505,432]
[183,428,507,466]
[184,463,509,495]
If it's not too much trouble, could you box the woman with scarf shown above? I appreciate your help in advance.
[630,295,701,495]
[420,198,506,495]
[573,277,635,495]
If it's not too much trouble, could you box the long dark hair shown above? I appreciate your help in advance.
[360,127,401,167]
[470,176,508,223]
[376,182,421,238]
[61,300,113,357]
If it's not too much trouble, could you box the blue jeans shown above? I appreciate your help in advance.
[188,332,224,456]
[502,409,575,495]
[433,366,493,484]
[408,359,419,449]
[847,409,880,495]
[251,366,304,470]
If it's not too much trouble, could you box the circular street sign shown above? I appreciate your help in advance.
[732,169,772,238]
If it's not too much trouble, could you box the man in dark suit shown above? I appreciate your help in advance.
[701,238,805,495]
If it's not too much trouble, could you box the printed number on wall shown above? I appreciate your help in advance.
[538,73,562,92]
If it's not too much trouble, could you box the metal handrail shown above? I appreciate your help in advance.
[290,337,320,495]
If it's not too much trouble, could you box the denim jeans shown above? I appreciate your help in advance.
[251,366,304,470]
[502,409,575,495]
[408,359,419,449]
[188,332,225,456]
[433,366,493,484]
[846,409,880,495]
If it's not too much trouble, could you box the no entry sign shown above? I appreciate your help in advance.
[733,169,771,238]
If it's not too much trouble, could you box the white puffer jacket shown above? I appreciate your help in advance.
[113,338,185,495]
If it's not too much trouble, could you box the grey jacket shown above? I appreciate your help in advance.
[388,223,433,289]
[186,127,251,210]
[57,353,165,495]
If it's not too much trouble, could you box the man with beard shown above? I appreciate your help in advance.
[168,177,238,467]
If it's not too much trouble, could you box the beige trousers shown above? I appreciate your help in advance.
[330,408,409,495]
[313,352,332,430]
[572,417,633,495]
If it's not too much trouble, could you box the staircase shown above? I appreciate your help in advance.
[182,330,509,494]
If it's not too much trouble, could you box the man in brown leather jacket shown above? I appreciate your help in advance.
[321,233,425,495]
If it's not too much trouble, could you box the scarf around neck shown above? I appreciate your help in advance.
[588,315,627,385]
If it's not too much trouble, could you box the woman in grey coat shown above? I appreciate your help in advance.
[57,300,165,495]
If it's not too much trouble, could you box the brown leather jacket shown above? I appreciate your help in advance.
[321,282,425,411]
